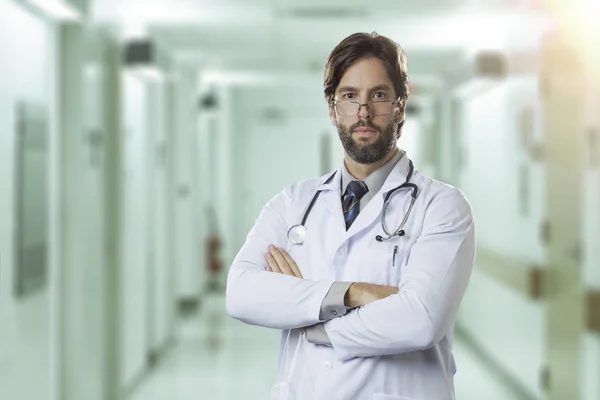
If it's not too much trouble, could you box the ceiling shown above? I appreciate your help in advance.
[92,0,550,87]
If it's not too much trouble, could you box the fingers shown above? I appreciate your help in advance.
[268,245,294,276]
[264,245,302,278]
[280,249,303,279]
[264,251,281,273]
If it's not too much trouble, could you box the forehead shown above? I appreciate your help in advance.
[336,57,394,92]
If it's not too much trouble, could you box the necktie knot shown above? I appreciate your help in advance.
[345,180,368,200]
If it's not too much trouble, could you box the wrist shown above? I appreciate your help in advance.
[344,282,364,308]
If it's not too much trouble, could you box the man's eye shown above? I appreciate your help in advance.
[342,93,355,99]
[373,92,386,99]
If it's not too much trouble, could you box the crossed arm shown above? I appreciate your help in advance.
[226,188,475,361]
[264,244,399,313]
[263,244,399,346]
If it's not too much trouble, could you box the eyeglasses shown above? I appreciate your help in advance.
[333,100,398,117]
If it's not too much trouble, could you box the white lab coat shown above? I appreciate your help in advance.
[226,155,476,400]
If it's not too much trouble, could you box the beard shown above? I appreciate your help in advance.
[337,118,402,164]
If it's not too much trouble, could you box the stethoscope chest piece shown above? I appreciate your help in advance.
[287,224,306,245]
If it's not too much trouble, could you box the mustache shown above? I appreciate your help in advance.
[350,121,379,132]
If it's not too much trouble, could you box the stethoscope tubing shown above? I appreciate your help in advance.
[289,160,417,245]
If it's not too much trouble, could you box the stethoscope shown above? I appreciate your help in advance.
[287,159,418,245]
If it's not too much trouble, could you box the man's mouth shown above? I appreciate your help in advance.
[354,128,377,137]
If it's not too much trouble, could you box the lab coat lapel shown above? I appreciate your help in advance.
[316,170,347,237]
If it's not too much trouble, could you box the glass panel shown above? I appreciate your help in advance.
[13,100,48,297]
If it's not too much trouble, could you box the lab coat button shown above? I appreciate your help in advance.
[331,310,338,316]
[323,361,332,370]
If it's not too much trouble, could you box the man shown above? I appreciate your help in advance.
[226,32,475,400]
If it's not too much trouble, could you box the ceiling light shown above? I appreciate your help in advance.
[25,0,84,21]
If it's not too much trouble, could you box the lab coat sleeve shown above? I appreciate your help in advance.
[226,187,336,330]
[323,187,475,361]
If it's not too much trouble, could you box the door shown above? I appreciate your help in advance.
[59,24,110,400]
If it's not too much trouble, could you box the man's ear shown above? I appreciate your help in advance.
[396,99,407,124]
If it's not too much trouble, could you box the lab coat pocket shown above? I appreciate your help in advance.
[370,394,413,400]
[357,242,408,286]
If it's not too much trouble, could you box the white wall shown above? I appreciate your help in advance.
[61,30,108,400]
[195,82,230,285]
[195,85,220,287]
[0,2,56,399]
[147,81,173,352]
[401,118,422,166]
[460,79,545,259]
[216,85,235,268]
[174,68,202,298]
[581,93,600,400]
[120,71,151,387]
[456,78,546,398]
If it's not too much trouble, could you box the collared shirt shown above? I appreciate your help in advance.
[309,148,405,345]
[341,148,404,211]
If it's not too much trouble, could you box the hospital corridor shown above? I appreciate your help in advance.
[1,0,600,399]
[126,293,532,400]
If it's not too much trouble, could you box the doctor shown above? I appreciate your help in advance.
[226,31,475,400]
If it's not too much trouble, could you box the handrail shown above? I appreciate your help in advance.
[475,245,545,300]
[476,245,600,333]
[587,291,600,333]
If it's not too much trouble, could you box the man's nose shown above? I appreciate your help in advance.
[357,103,372,119]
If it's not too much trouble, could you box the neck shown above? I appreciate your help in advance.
[344,148,397,181]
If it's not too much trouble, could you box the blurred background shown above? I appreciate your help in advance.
[0,0,599,399]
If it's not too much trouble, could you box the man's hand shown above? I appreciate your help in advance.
[264,245,303,279]
[264,245,307,335]
[344,282,399,308]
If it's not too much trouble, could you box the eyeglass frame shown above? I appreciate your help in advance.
[331,97,402,117]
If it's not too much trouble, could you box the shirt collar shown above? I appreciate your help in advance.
[341,148,404,196]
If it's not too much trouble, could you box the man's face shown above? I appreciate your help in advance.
[329,57,404,164]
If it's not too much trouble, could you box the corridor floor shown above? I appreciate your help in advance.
[129,293,527,400]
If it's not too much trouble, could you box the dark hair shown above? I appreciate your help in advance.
[324,32,409,104]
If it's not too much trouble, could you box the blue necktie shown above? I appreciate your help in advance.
[343,181,369,230]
